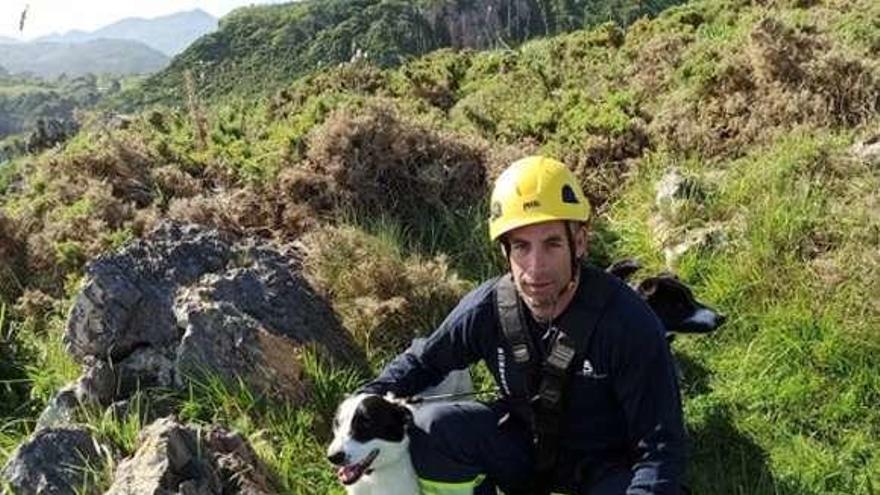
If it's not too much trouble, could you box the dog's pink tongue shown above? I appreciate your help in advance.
[338,464,362,485]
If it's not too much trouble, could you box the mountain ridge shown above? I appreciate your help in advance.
[0,39,168,78]
[34,9,218,57]
[122,0,687,107]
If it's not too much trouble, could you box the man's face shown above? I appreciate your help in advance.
[505,221,586,320]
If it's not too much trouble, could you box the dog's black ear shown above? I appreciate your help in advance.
[638,277,658,297]
[397,403,414,428]
[607,258,642,282]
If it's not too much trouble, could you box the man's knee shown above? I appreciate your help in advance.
[410,401,533,492]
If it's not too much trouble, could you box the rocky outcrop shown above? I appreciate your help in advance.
[5,221,364,492]
[60,222,362,409]
[423,0,545,50]
[105,417,222,495]
[105,417,276,495]
[204,426,276,495]
[2,427,109,495]
[25,118,79,154]
[651,168,727,267]
[851,135,880,167]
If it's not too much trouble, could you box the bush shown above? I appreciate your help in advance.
[300,225,471,361]
[290,104,489,230]
[0,214,27,304]
[650,14,880,157]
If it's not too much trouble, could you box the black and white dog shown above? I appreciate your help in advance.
[606,258,727,338]
[327,393,419,495]
[327,338,472,495]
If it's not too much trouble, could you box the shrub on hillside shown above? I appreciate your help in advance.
[25,179,133,282]
[166,185,317,240]
[300,225,471,360]
[651,15,880,156]
[55,133,157,207]
[0,213,27,304]
[392,49,472,113]
[290,105,489,229]
[152,165,204,203]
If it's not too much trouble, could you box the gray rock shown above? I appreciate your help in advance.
[75,357,116,406]
[61,221,362,410]
[180,242,359,358]
[2,427,107,495]
[34,387,79,431]
[64,266,151,362]
[64,223,234,362]
[174,298,307,402]
[105,417,222,495]
[851,136,880,167]
[115,347,176,397]
[654,168,706,224]
[205,427,276,494]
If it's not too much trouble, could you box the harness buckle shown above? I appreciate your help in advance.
[546,334,576,371]
[511,343,530,363]
[539,382,563,406]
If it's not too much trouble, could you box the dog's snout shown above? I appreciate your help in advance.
[327,450,346,466]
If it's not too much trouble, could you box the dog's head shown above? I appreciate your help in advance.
[638,274,726,334]
[606,259,726,335]
[327,393,414,486]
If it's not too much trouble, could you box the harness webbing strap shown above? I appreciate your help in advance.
[496,273,532,365]
[494,264,618,494]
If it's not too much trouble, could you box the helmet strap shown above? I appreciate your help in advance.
[561,222,580,297]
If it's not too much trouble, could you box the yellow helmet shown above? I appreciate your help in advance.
[489,156,590,241]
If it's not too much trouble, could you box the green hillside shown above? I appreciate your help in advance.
[2,0,879,493]
[124,0,688,106]
[0,73,129,144]
[0,39,169,79]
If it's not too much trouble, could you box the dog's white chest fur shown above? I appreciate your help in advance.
[347,458,420,495]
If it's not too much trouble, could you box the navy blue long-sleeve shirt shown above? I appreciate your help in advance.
[361,264,686,494]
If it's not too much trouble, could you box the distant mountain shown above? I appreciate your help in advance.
[36,9,218,57]
[0,39,169,78]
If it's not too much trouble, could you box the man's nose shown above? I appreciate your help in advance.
[327,450,346,465]
[523,247,547,274]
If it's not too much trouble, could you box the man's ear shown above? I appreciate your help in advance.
[573,222,588,258]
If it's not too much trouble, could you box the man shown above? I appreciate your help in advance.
[359,156,686,494]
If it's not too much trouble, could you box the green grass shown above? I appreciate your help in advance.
[607,131,880,494]
[176,347,365,494]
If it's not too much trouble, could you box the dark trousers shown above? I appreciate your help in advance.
[409,400,635,495]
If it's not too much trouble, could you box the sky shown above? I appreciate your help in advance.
[0,1,286,40]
